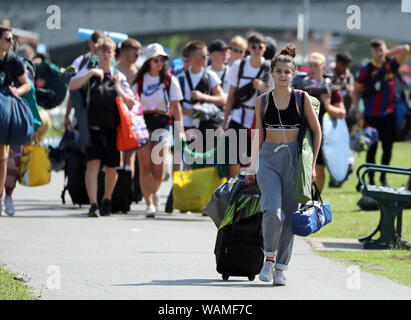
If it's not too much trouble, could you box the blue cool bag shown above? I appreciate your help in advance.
[0,87,34,145]
[291,183,332,237]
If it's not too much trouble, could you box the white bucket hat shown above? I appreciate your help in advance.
[139,43,168,66]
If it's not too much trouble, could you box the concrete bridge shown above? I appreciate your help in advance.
[1,0,410,49]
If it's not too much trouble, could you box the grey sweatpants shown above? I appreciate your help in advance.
[256,141,299,271]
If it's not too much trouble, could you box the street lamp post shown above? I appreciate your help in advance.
[302,0,310,62]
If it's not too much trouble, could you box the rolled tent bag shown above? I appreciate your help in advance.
[0,87,34,145]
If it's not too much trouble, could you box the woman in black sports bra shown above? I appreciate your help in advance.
[246,44,321,286]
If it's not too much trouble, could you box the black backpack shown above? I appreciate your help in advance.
[87,77,120,128]
[178,69,212,105]
[233,59,270,107]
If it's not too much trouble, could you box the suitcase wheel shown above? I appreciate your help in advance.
[222,274,229,281]
[248,275,255,281]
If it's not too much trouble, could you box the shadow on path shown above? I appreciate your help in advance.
[112,278,271,289]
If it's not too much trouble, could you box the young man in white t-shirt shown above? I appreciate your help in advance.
[207,39,230,95]
[178,40,226,152]
[222,32,271,177]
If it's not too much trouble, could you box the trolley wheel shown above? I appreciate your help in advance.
[222,274,229,281]
[248,275,255,281]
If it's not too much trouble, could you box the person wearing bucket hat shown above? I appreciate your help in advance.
[139,43,169,68]
[133,43,184,218]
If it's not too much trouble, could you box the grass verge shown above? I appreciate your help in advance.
[0,266,37,300]
[314,250,411,287]
[309,141,411,287]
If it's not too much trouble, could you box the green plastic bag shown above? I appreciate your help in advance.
[219,194,261,229]
[293,96,320,204]
[179,138,230,179]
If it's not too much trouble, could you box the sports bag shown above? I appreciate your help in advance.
[87,77,120,128]
[35,60,68,109]
[0,87,34,145]
[291,183,332,237]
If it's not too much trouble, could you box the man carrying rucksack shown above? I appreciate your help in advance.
[0,25,31,216]
[294,52,346,193]
[178,40,226,152]
[353,39,409,186]
[64,30,105,131]
[222,32,271,177]
[69,37,135,217]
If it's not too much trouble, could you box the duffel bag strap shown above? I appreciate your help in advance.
[311,182,324,205]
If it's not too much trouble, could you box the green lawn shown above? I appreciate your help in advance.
[312,141,411,287]
[0,267,37,300]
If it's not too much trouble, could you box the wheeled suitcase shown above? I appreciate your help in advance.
[62,150,89,207]
[98,166,132,213]
[214,185,264,281]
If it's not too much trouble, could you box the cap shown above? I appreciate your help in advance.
[208,39,229,53]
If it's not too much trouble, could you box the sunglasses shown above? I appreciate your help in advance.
[2,37,13,43]
[230,48,244,54]
[251,44,264,50]
[152,57,165,64]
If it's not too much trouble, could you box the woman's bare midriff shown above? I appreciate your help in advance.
[264,129,299,144]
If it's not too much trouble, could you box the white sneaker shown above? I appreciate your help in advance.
[153,194,160,212]
[273,269,287,286]
[4,195,15,216]
[145,204,156,218]
[259,260,274,282]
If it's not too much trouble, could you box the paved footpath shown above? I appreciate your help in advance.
[0,171,410,300]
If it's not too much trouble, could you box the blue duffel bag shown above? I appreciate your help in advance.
[291,183,332,237]
[0,87,34,145]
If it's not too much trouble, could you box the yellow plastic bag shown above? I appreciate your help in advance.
[19,138,52,187]
[173,166,227,213]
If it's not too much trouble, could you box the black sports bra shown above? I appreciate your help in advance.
[264,92,301,130]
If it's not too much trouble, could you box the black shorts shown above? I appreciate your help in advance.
[227,120,252,166]
[144,113,171,143]
[86,127,120,168]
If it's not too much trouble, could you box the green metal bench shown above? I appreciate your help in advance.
[356,163,411,249]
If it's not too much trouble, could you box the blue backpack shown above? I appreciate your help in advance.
[0,87,34,145]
